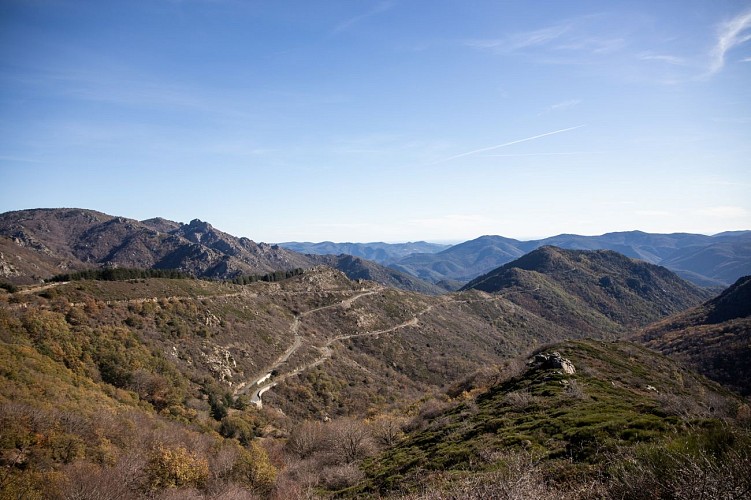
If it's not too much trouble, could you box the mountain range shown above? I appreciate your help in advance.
[3,209,749,294]
[284,231,751,289]
[389,231,751,289]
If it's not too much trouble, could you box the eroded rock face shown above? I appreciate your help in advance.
[200,343,238,384]
[532,351,576,375]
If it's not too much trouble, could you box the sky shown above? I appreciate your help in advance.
[1,0,750,243]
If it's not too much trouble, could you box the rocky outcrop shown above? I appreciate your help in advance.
[200,343,239,385]
[531,351,576,375]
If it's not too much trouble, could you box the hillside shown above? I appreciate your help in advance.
[635,275,751,396]
[359,339,749,497]
[461,247,712,336]
[307,254,445,295]
[0,266,577,422]
[0,266,594,497]
[0,236,68,284]
[386,230,751,287]
[1,260,746,497]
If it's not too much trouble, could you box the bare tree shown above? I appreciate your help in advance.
[369,415,407,447]
[328,418,374,464]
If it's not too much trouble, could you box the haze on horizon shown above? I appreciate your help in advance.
[1,0,750,244]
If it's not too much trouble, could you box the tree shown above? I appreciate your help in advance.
[231,442,277,494]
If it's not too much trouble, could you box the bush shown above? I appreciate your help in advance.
[145,445,209,491]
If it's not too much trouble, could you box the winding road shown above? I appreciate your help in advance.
[233,288,381,405]
[238,290,518,407]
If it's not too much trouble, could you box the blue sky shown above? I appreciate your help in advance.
[1,0,750,243]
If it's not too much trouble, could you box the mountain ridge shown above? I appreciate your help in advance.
[460,246,712,336]
[0,208,440,294]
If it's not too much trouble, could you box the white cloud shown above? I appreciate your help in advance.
[554,36,625,54]
[707,8,751,75]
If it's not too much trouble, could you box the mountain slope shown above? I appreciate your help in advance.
[0,236,69,285]
[0,208,312,281]
[461,247,712,336]
[634,275,751,395]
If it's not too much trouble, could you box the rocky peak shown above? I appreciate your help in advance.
[186,219,213,233]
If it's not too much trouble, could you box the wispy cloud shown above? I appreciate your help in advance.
[707,8,751,75]
[554,36,625,54]
[332,1,393,34]
[465,14,624,59]
[637,52,687,66]
[538,99,581,115]
[466,24,571,52]
[697,206,749,217]
[431,125,585,164]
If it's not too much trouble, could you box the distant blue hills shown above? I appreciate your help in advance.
[281,230,751,289]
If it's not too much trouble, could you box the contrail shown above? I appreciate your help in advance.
[483,151,599,157]
[431,124,585,164]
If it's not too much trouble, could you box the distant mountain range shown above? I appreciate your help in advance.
[285,230,751,289]
[3,208,748,295]
[280,241,449,264]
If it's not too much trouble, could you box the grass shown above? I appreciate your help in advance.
[358,339,744,495]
